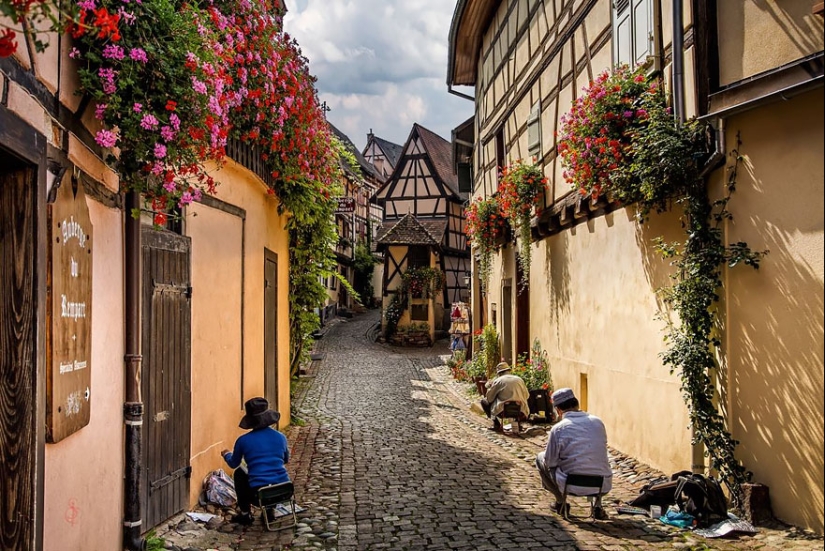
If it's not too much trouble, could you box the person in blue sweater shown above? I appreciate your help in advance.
[221,397,290,525]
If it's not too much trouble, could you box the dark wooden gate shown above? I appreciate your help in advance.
[264,250,279,412]
[516,261,530,358]
[0,156,37,551]
[142,228,192,529]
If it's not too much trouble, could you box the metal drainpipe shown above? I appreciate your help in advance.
[672,0,686,124]
[123,190,145,551]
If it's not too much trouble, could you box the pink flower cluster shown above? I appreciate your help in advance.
[557,67,655,200]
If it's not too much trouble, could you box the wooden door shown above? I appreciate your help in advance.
[264,249,278,413]
[0,157,37,550]
[516,262,530,357]
[142,228,192,529]
[501,280,513,364]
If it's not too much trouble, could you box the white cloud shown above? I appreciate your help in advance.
[285,0,473,150]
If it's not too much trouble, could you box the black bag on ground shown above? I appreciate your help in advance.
[628,470,691,509]
[675,474,729,527]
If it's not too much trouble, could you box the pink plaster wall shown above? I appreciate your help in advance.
[43,199,124,551]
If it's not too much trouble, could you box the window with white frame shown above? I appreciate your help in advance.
[613,0,653,67]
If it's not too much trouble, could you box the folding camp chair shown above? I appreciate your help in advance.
[257,481,297,531]
[560,474,607,521]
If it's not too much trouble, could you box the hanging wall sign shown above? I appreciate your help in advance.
[334,196,355,214]
[47,176,93,443]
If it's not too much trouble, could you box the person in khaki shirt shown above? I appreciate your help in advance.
[480,362,530,432]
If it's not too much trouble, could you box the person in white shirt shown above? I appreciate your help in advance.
[480,362,530,432]
[535,387,612,519]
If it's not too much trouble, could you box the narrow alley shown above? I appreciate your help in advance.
[158,311,823,551]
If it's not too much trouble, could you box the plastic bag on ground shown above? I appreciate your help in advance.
[201,468,237,508]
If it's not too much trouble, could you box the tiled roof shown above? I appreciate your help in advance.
[415,124,464,201]
[372,136,404,169]
[375,214,447,247]
[328,123,382,181]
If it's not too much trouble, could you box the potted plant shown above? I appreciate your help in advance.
[498,161,546,290]
[510,339,554,422]
[465,196,508,293]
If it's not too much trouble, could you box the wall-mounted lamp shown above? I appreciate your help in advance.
[463,271,472,287]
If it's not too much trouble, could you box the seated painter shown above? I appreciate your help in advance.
[479,362,530,432]
[221,397,291,525]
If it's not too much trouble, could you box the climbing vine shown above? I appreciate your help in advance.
[656,135,766,503]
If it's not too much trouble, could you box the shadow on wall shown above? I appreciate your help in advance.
[543,230,572,350]
[722,1,823,84]
[634,205,687,324]
[725,140,824,531]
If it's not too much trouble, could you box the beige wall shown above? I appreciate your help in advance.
[187,160,291,507]
[717,1,824,86]
[715,90,824,533]
[43,199,124,551]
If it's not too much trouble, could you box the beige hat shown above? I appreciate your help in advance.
[495,362,511,375]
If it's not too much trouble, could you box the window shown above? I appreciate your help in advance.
[407,246,430,270]
[527,101,541,156]
[613,0,653,67]
[457,162,473,194]
[495,129,505,184]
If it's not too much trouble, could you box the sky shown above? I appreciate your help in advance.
[284,0,474,152]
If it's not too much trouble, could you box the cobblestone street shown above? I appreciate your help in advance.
[159,311,824,551]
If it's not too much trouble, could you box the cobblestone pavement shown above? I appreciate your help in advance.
[158,311,824,551]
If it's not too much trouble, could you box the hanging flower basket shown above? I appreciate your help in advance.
[498,161,546,290]
[465,196,508,293]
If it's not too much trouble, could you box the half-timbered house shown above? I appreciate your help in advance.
[373,124,471,339]
[448,0,823,533]
[323,124,384,317]
[363,131,403,182]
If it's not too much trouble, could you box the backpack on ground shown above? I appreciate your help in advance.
[628,470,691,509]
[675,474,729,527]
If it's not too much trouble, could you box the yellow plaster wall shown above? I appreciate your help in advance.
[186,161,290,507]
[43,199,124,551]
[717,1,824,86]
[717,90,824,533]
[483,209,693,471]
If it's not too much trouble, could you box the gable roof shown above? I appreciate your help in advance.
[371,136,404,169]
[375,214,447,248]
[414,124,463,200]
[328,122,382,181]
[372,123,465,203]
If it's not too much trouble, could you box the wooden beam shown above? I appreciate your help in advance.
[814,3,824,16]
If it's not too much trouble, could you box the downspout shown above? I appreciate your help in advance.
[693,116,725,476]
[123,190,145,551]
[448,84,475,102]
[672,0,686,123]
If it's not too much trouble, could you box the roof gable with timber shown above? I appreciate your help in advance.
[373,124,464,203]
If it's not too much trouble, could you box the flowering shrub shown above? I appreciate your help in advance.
[558,66,706,218]
[401,266,444,299]
[498,161,545,289]
[515,338,553,391]
[557,66,652,201]
[465,196,507,293]
[72,0,225,223]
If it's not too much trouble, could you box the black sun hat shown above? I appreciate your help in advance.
[239,397,281,430]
